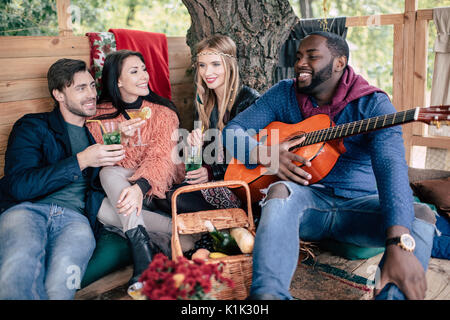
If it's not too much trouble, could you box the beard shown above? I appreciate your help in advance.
[295,59,334,94]
[64,95,97,118]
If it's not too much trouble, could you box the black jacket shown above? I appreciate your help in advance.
[199,85,260,180]
[0,107,105,237]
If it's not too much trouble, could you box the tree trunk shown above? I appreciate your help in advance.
[181,0,299,93]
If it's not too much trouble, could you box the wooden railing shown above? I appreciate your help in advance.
[343,1,449,165]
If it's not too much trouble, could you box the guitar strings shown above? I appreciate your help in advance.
[305,110,415,145]
[288,109,416,150]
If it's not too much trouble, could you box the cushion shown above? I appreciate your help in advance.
[81,229,132,288]
[320,240,385,260]
[85,32,117,96]
[410,177,450,216]
[413,196,437,211]
[408,167,450,183]
[432,214,450,259]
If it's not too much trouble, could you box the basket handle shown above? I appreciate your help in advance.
[171,180,253,260]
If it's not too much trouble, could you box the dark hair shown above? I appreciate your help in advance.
[96,49,178,120]
[306,31,349,63]
[47,58,88,106]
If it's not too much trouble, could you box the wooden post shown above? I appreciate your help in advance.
[412,17,429,136]
[401,0,418,165]
[56,0,74,37]
[392,24,404,111]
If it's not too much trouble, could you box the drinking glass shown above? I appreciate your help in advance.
[127,110,142,120]
[184,145,202,172]
[103,122,121,145]
[126,109,150,147]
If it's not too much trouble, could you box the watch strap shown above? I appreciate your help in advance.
[385,236,401,247]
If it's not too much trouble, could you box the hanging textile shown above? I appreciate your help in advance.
[86,32,117,96]
[427,7,450,171]
[430,7,450,106]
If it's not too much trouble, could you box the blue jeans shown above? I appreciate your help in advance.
[250,181,436,300]
[0,202,96,300]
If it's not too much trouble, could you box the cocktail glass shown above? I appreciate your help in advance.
[103,122,121,145]
[126,108,151,147]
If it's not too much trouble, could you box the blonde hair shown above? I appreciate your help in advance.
[194,35,239,131]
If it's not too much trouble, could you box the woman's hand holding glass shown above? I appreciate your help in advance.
[185,128,208,184]
[185,166,209,184]
[118,118,145,146]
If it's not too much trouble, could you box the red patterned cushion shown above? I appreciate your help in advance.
[86,32,117,95]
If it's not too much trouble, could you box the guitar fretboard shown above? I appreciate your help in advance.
[292,108,417,148]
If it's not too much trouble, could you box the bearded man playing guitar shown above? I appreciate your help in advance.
[223,31,439,300]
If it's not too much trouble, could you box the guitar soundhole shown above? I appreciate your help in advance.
[287,131,306,142]
[287,131,306,151]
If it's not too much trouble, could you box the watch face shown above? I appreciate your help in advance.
[400,234,415,250]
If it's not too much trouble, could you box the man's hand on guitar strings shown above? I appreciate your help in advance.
[278,137,312,185]
[253,136,312,185]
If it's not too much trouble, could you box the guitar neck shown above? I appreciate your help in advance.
[296,108,419,148]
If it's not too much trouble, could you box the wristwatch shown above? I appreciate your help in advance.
[385,234,416,252]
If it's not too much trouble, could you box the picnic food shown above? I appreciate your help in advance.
[192,248,210,260]
[204,220,240,255]
[209,252,228,259]
[230,227,254,253]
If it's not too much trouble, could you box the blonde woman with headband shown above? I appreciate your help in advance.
[186,35,259,208]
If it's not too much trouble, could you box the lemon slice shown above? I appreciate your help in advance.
[140,106,152,119]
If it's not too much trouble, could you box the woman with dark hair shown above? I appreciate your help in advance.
[96,50,179,120]
[86,50,191,290]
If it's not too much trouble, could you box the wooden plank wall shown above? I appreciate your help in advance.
[0,35,194,177]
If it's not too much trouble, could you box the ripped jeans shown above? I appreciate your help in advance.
[250,181,436,300]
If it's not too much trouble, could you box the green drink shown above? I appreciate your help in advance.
[184,145,202,172]
[102,121,121,145]
[103,131,121,145]
[185,157,202,172]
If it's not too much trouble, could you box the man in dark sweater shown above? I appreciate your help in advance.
[0,59,125,299]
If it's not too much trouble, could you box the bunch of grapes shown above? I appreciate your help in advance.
[195,233,214,252]
[184,233,214,259]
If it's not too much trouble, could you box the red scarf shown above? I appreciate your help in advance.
[294,65,386,120]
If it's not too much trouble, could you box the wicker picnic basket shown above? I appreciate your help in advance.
[171,180,255,300]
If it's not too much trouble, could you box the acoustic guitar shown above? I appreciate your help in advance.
[224,106,450,202]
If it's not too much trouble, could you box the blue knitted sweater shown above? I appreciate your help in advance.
[224,79,414,231]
